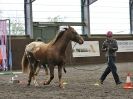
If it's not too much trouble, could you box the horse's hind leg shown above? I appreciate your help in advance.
[27,57,35,86]
[44,66,54,85]
[26,53,34,86]
[43,64,48,75]
[33,61,40,86]
[28,65,34,86]
[34,61,40,75]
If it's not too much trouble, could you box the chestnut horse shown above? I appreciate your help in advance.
[21,26,84,88]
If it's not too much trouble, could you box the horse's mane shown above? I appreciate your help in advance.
[50,28,68,45]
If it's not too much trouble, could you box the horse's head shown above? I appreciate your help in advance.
[67,26,84,44]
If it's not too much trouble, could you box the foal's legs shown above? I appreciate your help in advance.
[28,63,34,86]
[44,65,54,85]
[33,75,39,87]
[26,53,35,86]
[27,59,39,86]
[43,64,49,75]
[34,61,41,75]
[33,61,40,86]
[58,66,64,88]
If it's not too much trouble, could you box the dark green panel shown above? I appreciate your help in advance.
[33,26,59,42]
[33,26,43,40]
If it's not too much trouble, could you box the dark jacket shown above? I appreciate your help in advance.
[102,39,118,57]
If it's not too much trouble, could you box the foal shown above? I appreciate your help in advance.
[22,26,84,88]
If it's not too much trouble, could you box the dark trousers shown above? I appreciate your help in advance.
[100,56,120,84]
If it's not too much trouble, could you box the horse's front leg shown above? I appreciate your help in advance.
[58,66,64,88]
[44,65,54,85]
[33,75,39,87]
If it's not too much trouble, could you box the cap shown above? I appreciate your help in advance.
[106,31,113,37]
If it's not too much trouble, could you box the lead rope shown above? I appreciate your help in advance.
[72,42,77,49]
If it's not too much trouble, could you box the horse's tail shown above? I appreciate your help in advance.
[63,66,67,73]
[21,52,29,73]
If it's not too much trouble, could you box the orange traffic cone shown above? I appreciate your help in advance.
[123,73,133,89]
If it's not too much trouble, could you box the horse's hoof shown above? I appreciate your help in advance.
[59,84,65,89]
[43,81,48,85]
[34,83,39,87]
[59,83,65,89]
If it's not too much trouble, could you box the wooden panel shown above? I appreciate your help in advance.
[11,36,133,70]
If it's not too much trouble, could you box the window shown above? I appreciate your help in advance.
[32,0,82,33]
[90,0,130,34]
[0,0,130,35]
[0,0,25,35]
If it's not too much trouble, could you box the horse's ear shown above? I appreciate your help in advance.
[64,28,68,31]
[68,26,71,28]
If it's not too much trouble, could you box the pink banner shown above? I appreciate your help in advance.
[0,20,7,70]
[0,20,7,45]
[0,20,6,34]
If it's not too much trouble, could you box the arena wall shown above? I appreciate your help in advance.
[11,35,133,70]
